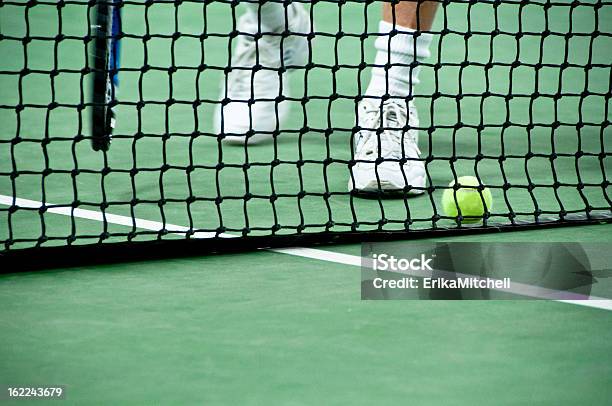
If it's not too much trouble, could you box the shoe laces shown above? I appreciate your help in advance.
[355,100,420,161]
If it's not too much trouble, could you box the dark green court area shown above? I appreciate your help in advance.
[1,225,611,404]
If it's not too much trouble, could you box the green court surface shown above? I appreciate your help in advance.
[1,0,611,403]
[1,225,611,404]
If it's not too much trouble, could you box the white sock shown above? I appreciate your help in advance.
[245,1,287,32]
[365,20,433,99]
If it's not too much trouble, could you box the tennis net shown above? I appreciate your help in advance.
[0,0,610,268]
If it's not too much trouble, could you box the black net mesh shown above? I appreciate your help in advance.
[0,0,610,265]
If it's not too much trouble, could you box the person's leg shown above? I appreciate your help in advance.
[383,1,438,31]
[214,2,311,144]
[243,1,287,32]
[351,1,439,194]
[366,1,439,99]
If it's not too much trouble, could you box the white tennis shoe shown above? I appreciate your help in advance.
[214,4,311,144]
[349,99,426,195]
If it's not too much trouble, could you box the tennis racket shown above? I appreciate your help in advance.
[91,0,120,151]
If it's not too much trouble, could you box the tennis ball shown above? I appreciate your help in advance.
[441,176,492,223]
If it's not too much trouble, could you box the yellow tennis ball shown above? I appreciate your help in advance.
[441,176,493,223]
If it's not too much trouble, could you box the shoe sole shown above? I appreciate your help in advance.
[222,132,276,145]
[349,177,426,197]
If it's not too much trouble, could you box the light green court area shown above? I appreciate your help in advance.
[0,1,610,250]
[1,224,611,404]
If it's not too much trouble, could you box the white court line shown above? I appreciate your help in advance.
[1,194,611,311]
[0,194,234,239]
